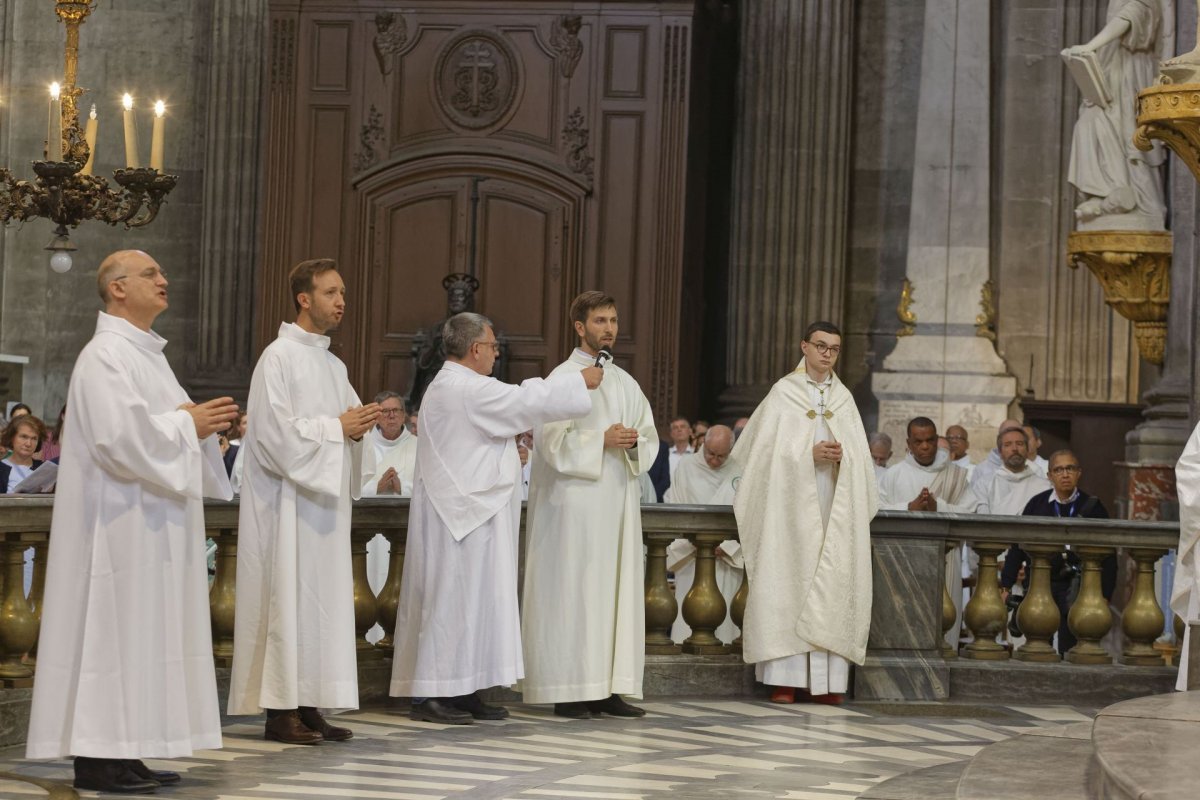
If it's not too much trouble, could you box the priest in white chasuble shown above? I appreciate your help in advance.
[522,291,659,719]
[27,251,238,794]
[361,390,417,498]
[732,321,878,704]
[664,424,745,644]
[1172,420,1200,690]
[228,259,380,744]
[391,313,598,724]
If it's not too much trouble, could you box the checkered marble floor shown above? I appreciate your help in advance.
[0,700,1096,799]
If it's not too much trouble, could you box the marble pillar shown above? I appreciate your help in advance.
[719,0,854,418]
[183,0,268,400]
[870,0,1016,458]
[1119,1,1199,516]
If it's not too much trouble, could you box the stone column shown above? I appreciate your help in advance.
[184,0,268,399]
[870,0,1016,452]
[719,0,855,418]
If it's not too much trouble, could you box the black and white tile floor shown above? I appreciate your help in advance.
[0,700,1096,799]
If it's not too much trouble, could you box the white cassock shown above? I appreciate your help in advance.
[228,322,374,715]
[389,362,591,697]
[27,312,231,759]
[361,425,418,630]
[976,467,1051,516]
[521,349,659,704]
[1172,421,1200,690]
[878,451,977,647]
[733,361,878,695]
[664,448,744,644]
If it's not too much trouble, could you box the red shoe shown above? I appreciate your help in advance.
[770,687,795,704]
[809,692,845,705]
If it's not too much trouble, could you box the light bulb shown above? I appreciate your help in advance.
[50,82,60,100]
[49,250,73,274]
[122,93,133,111]
[154,100,165,117]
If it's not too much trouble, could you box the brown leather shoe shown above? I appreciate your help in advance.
[264,710,324,744]
[299,706,353,741]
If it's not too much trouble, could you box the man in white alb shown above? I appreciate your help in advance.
[878,417,976,514]
[228,258,379,744]
[391,313,598,724]
[665,424,744,644]
[732,321,878,704]
[522,291,659,718]
[362,391,417,498]
[945,424,975,478]
[26,250,237,793]
[976,428,1051,516]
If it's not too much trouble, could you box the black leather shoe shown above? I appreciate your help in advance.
[410,698,474,725]
[553,701,594,719]
[299,706,354,741]
[586,694,646,717]
[125,759,181,785]
[74,756,159,794]
[450,692,510,720]
[264,709,324,744]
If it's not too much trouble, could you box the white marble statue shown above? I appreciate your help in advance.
[1062,0,1173,231]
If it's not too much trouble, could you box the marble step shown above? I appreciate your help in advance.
[1091,690,1200,800]
[858,760,967,800]
[954,725,1100,800]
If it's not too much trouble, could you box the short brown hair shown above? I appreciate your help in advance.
[1,415,46,451]
[569,291,617,326]
[288,258,339,312]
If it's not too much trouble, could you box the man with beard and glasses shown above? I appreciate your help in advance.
[229,258,379,744]
[522,291,659,719]
[975,428,1050,516]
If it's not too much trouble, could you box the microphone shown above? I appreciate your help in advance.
[594,347,613,368]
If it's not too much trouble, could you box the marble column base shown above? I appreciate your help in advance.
[854,653,950,701]
[1114,462,1178,520]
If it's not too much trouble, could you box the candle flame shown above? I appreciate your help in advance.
[154,100,165,117]
[89,104,97,120]
[50,82,60,99]
[122,93,133,111]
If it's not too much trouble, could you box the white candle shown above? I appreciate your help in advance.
[48,83,62,161]
[150,100,165,171]
[122,93,139,168]
[81,105,98,176]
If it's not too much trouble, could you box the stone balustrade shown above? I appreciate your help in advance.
[0,498,1182,697]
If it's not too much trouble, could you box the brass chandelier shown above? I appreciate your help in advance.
[0,1,177,273]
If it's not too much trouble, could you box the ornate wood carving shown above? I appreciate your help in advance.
[434,31,521,131]
[562,107,594,187]
[549,15,583,78]
[353,105,385,173]
[372,10,409,76]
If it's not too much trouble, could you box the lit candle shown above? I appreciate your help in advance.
[122,93,139,168]
[81,105,98,176]
[48,83,62,162]
[150,100,165,171]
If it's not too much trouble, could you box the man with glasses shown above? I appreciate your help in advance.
[27,250,238,792]
[229,258,380,744]
[665,425,745,645]
[945,425,975,478]
[732,321,877,705]
[1001,450,1112,656]
[391,312,599,724]
[362,391,416,497]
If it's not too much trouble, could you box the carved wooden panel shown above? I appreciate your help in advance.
[262,1,695,421]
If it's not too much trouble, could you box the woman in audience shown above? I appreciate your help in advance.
[39,405,67,462]
[0,415,47,493]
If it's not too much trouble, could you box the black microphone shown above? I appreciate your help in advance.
[594,347,613,368]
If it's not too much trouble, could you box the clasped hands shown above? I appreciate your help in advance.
[180,397,239,439]
[812,440,842,465]
[340,404,381,441]
[604,423,639,450]
[376,466,402,495]
[907,487,938,512]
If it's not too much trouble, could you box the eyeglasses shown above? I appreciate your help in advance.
[1049,465,1081,475]
[806,341,841,356]
[472,339,501,354]
[946,435,967,442]
[113,267,168,282]
[380,409,403,418]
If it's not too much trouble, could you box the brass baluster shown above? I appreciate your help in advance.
[0,537,37,682]
[942,540,958,659]
[730,569,748,655]
[644,533,680,654]
[682,533,730,655]
[962,542,1010,660]
[209,528,237,666]
[1066,545,1114,664]
[1014,543,1062,662]
[351,528,382,661]
[375,529,404,651]
[27,539,47,666]
[1120,548,1167,666]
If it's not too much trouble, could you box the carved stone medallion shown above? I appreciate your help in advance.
[434,30,521,131]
